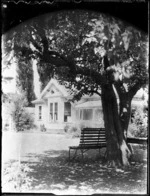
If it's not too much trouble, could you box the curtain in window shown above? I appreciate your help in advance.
[54,102,58,120]
[39,106,42,120]
[50,103,53,120]
[64,102,71,116]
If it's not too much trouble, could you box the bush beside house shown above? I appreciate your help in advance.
[128,106,148,138]
[2,93,35,132]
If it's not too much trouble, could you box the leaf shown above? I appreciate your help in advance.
[115,168,124,173]
[121,30,132,51]
[88,22,94,26]
[112,24,120,35]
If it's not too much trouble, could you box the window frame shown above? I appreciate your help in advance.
[64,102,71,122]
[80,108,93,121]
[54,102,58,121]
[49,102,58,122]
[49,103,53,121]
[38,105,42,120]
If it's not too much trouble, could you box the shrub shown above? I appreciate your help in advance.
[2,162,34,192]
[9,93,35,132]
[64,124,70,133]
[79,123,86,131]
[128,107,148,138]
[64,124,81,138]
[13,110,35,132]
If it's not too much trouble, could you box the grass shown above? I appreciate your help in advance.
[2,131,148,194]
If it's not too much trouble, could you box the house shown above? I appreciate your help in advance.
[32,78,147,131]
[32,79,104,130]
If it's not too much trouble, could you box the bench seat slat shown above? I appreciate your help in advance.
[80,137,106,140]
[80,143,106,146]
[70,145,106,149]
[80,133,105,136]
[81,131,105,134]
[80,143,106,145]
[82,127,105,130]
[80,140,106,143]
[80,141,106,144]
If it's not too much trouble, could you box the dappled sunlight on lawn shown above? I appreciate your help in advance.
[2,132,79,162]
[20,149,147,194]
[2,132,147,194]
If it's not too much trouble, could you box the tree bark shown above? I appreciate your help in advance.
[101,83,132,167]
[119,95,132,138]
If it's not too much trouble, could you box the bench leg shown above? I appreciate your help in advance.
[69,148,78,161]
[80,149,84,161]
[104,148,107,159]
[69,148,71,161]
[99,148,101,155]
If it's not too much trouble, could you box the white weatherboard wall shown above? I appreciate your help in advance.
[34,98,78,130]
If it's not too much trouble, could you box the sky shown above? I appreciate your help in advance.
[2,63,16,94]
[2,60,41,98]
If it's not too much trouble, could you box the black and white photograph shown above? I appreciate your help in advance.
[1,0,149,195]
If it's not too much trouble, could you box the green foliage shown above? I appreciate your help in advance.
[3,11,148,97]
[2,10,148,154]
[128,107,148,138]
[2,162,34,192]
[64,124,81,138]
[10,93,35,132]
[16,60,36,106]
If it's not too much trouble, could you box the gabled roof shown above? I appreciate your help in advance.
[32,78,103,104]
[39,78,70,99]
[32,79,72,104]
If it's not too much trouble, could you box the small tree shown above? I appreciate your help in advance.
[9,92,35,132]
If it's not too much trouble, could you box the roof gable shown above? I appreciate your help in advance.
[39,79,69,99]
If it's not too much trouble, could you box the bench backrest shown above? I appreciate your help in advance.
[79,128,106,146]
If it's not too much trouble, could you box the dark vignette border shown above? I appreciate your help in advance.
[1,0,149,196]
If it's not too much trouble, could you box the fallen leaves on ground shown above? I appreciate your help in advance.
[2,149,147,194]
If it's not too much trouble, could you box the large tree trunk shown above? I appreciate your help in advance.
[101,84,132,167]
[119,95,132,138]
[114,83,132,139]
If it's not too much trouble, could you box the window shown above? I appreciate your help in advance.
[50,103,53,121]
[49,102,58,122]
[51,90,54,94]
[64,102,71,122]
[94,109,103,121]
[80,109,93,120]
[54,102,58,121]
[39,106,42,120]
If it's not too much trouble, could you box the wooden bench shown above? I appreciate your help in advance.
[68,128,148,161]
[127,137,148,145]
[69,128,106,161]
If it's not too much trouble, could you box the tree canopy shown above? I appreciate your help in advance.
[2,10,148,166]
[3,10,148,97]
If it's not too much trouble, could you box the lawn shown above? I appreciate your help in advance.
[2,131,147,194]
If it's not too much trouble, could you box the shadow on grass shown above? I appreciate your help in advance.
[17,147,147,194]
[2,144,147,194]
